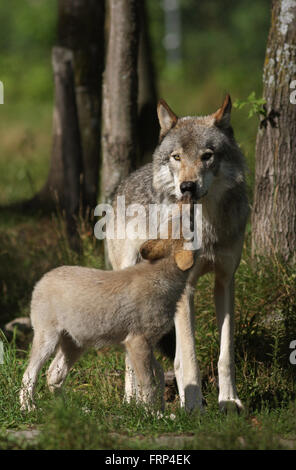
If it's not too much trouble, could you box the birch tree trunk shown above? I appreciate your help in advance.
[101,0,139,205]
[252,0,296,262]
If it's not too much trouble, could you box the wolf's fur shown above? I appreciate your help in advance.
[19,228,195,412]
[107,95,249,411]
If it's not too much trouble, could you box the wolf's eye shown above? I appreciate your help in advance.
[172,154,181,161]
[201,151,213,161]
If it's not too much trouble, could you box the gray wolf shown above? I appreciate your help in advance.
[19,216,196,412]
[107,94,249,412]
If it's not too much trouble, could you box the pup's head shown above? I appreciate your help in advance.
[140,237,194,272]
[139,199,195,272]
[153,94,245,202]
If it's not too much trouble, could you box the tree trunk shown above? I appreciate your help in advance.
[101,0,139,205]
[59,0,105,213]
[29,0,104,213]
[252,0,296,262]
[137,0,159,162]
[52,46,82,250]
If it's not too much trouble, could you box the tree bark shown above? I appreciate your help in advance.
[137,0,159,162]
[29,0,104,213]
[101,0,139,205]
[52,46,82,250]
[252,0,296,262]
[58,0,105,213]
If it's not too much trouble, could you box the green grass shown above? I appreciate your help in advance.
[1,332,296,450]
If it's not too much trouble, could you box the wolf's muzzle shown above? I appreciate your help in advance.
[180,181,208,201]
[180,181,196,195]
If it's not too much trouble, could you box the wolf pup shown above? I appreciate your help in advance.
[107,95,249,412]
[20,208,197,412]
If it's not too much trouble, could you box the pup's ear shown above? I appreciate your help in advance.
[157,99,178,139]
[213,94,232,128]
[140,239,168,261]
[174,250,194,271]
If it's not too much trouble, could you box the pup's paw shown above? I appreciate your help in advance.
[20,401,36,413]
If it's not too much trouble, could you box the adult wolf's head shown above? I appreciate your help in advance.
[152,95,246,203]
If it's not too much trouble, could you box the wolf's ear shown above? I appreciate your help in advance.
[174,250,194,271]
[213,94,232,128]
[157,99,178,139]
[140,239,169,261]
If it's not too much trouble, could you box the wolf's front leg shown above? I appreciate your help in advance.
[214,274,243,412]
[174,285,204,412]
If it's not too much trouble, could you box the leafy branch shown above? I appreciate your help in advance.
[233,92,267,119]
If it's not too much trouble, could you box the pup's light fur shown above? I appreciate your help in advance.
[20,221,195,412]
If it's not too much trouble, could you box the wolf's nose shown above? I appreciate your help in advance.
[180,181,196,194]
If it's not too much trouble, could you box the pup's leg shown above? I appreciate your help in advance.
[47,333,83,392]
[125,354,164,408]
[214,273,243,412]
[125,336,160,408]
[174,284,204,412]
[20,330,60,411]
[124,353,138,402]
[109,239,140,401]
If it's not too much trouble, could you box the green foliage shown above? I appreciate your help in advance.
[148,0,270,95]
[234,91,267,119]
[0,0,56,105]
[0,0,57,53]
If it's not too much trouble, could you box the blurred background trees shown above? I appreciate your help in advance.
[5,0,295,259]
[0,0,271,203]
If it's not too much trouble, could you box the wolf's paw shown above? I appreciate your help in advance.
[182,384,206,414]
[219,397,244,414]
[183,397,206,414]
